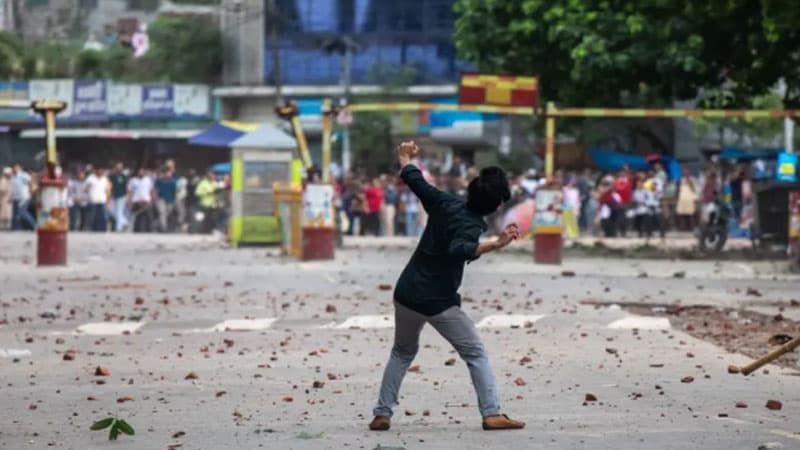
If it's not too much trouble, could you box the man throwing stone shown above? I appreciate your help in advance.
[370,141,525,431]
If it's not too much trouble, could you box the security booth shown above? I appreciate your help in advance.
[228,124,297,248]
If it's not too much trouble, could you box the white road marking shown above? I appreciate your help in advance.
[771,430,800,441]
[208,318,277,332]
[476,314,547,328]
[321,315,393,329]
[607,315,671,330]
[735,263,755,276]
[0,348,31,358]
[324,274,338,284]
[76,322,145,335]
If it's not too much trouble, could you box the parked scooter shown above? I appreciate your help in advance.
[697,199,730,253]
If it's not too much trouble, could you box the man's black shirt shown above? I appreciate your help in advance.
[394,165,486,316]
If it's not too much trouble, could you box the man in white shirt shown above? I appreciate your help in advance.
[10,163,35,231]
[84,166,110,232]
[127,168,154,233]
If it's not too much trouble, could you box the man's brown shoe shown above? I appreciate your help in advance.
[369,416,391,431]
[482,414,525,430]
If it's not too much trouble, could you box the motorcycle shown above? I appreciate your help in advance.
[697,199,730,253]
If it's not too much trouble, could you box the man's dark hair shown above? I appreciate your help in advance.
[466,166,511,216]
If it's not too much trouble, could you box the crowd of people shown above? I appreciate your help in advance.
[1,155,758,240]
[334,157,756,241]
[0,159,232,234]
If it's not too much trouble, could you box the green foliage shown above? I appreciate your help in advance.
[141,16,223,84]
[452,0,800,109]
[90,417,135,441]
[345,112,394,175]
[692,93,785,146]
[0,15,222,84]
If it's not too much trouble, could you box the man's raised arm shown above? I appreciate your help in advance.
[397,141,446,213]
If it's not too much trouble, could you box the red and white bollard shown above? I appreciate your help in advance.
[36,176,68,266]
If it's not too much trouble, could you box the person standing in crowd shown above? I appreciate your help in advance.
[175,173,188,231]
[108,162,129,231]
[0,167,12,230]
[729,166,746,222]
[10,163,35,231]
[645,173,666,241]
[128,167,154,233]
[194,171,219,234]
[577,168,593,231]
[364,177,384,236]
[632,178,650,237]
[154,168,177,233]
[67,170,87,231]
[185,169,199,225]
[613,167,633,237]
[84,166,110,232]
[598,179,622,237]
[381,175,397,237]
[401,183,420,237]
[676,166,698,231]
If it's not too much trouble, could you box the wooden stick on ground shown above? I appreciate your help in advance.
[738,335,800,375]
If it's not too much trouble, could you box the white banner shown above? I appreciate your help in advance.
[28,79,74,117]
[107,83,143,116]
[174,84,210,116]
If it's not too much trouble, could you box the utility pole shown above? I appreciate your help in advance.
[341,43,352,176]
[266,0,283,103]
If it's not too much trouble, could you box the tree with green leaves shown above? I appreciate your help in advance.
[140,16,222,84]
[453,0,800,109]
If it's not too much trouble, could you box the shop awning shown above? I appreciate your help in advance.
[229,124,296,150]
[187,121,258,147]
[20,128,203,139]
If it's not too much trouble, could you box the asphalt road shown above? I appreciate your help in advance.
[0,233,798,450]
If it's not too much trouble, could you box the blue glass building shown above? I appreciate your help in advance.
[265,0,473,85]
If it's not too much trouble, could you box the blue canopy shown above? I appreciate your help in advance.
[589,148,681,180]
[209,162,230,174]
[719,146,781,161]
[188,123,245,147]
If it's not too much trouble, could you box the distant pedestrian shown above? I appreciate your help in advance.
[109,162,129,231]
[154,168,177,232]
[364,177,384,236]
[10,163,35,231]
[381,176,397,237]
[128,168,154,233]
[84,166,110,232]
[0,167,11,230]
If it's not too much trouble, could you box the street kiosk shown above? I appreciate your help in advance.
[228,125,297,247]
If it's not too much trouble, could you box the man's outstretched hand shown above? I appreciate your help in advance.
[475,223,520,257]
[397,141,420,167]
[495,224,520,249]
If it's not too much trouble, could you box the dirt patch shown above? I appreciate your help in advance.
[625,303,800,371]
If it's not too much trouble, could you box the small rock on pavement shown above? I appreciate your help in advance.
[727,365,740,374]
[758,443,784,450]
[312,381,325,389]
[325,304,337,313]
[681,376,694,383]
[94,366,110,376]
[585,393,597,402]
[444,358,457,366]
[378,284,393,291]
[673,271,686,278]
[735,401,747,408]
[184,372,199,380]
[765,400,782,410]
[561,270,576,277]
[514,377,526,386]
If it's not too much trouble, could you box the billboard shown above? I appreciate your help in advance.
[458,73,538,108]
[20,80,211,122]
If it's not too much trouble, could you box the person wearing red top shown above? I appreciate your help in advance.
[613,169,633,236]
[364,178,384,236]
